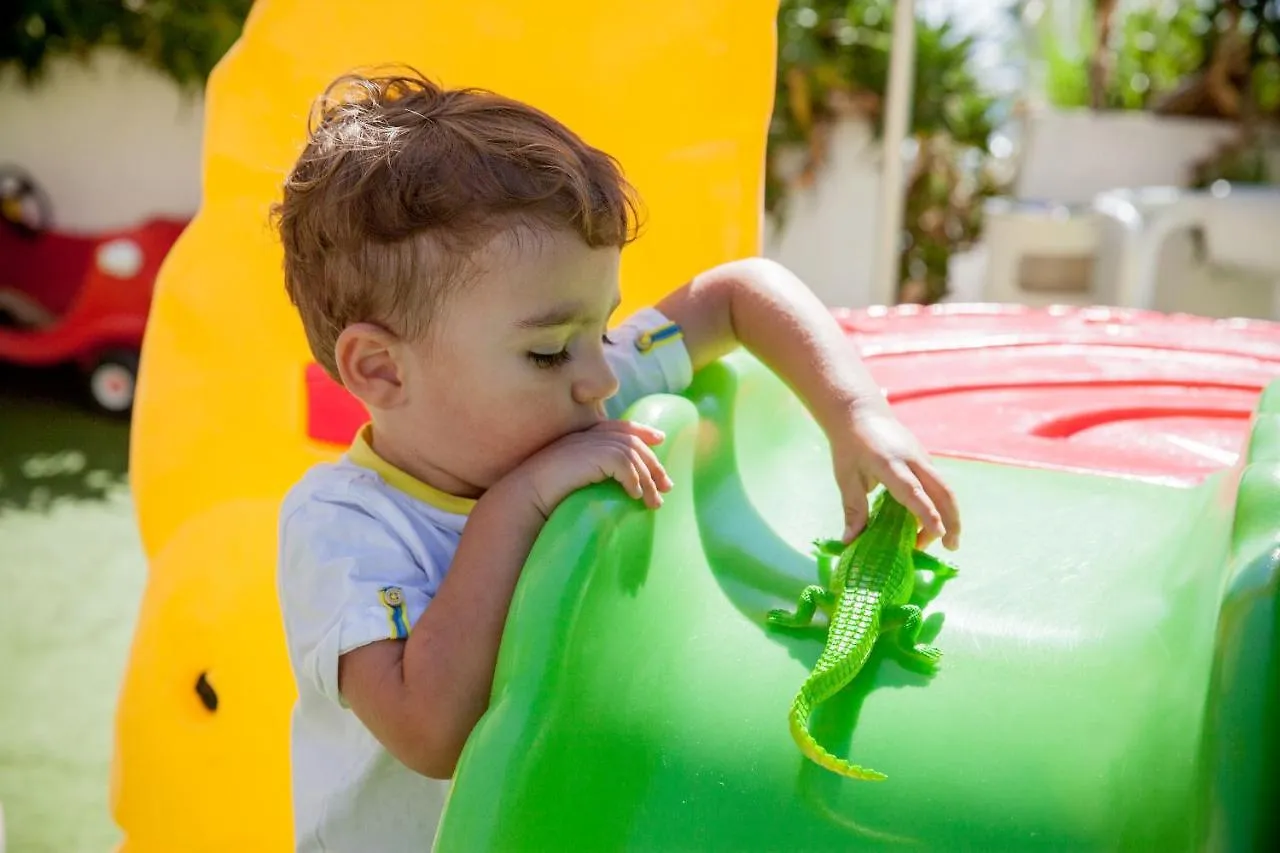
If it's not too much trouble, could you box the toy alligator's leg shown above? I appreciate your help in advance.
[912,550,958,580]
[812,538,846,557]
[881,604,943,674]
[767,585,834,628]
[812,538,845,587]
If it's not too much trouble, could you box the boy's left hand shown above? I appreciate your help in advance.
[828,407,960,551]
[657,256,961,551]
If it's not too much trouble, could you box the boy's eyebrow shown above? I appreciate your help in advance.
[516,304,580,329]
[515,295,622,329]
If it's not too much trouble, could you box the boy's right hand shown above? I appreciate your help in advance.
[511,420,672,519]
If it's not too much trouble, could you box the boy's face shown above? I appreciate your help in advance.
[400,227,623,492]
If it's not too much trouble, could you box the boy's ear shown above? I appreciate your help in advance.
[334,323,407,409]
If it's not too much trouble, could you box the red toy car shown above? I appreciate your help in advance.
[0,166,187,414]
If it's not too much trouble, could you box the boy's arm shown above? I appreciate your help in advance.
[338,420,670,779]
[655,257,960,549]
[337,475,544,778]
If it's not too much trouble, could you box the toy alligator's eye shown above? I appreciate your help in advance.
[195,671,218,712]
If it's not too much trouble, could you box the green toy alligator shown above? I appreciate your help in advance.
[767,487,958,781]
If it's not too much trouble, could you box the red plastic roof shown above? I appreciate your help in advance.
[835,303,1279,484]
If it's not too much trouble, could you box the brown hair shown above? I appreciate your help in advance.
[272,68,640,379]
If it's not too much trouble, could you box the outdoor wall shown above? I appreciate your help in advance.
[762,119,887,308]
[0,49,204,234]
[0,47,889,307]
[3,48,1272,316]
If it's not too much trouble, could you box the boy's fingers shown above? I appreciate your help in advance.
[602,447,642,499]
[592,442,660,507]
[640,445,672,491]
[883,460,945,547]
[914,461,961,550]
[619,432,661,460]
[615,433,671,492]
[594,420,665,444]
[631,452,662,508]
[841,490,869,544]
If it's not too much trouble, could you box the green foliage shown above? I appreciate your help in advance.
[1109,3,1211,110]
[770,0,1007,302]
[1028,1,1280,189]
[1035,0,1280,114]
[1035,1,1092,108]
[1035,0,1209,110]
[0,0,253,90]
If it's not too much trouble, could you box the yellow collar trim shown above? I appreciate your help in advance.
[348,424,476,516]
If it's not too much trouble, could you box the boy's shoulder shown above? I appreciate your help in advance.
[277,455,427,554]
[277,452,464,566]
[280,455,385,524]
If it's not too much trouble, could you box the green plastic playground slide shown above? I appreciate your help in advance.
[436,351,1280,851]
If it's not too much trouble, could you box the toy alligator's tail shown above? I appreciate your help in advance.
[787,674,886,781]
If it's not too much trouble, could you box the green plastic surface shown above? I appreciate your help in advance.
[436,351,1280,852]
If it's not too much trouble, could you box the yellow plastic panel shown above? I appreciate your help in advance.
[112,0,779,849]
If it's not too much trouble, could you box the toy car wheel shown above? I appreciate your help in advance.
[88,349,139,415]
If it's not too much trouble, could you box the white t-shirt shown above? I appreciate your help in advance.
[277,307,693,852]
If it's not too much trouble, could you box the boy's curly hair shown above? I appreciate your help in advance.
[272,68,641,379]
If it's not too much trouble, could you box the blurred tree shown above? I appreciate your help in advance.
[1027,0,1280,186]
[1031,0,1280,118]
[769,0,1008,303]
[0,0,253,91]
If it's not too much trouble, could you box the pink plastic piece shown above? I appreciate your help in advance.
[835,303,1280,484]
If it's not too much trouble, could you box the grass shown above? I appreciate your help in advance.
[0,362,146,853]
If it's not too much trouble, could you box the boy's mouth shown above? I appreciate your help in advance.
[572,409,605,433]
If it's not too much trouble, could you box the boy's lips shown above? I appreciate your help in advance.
[564,411,605,436]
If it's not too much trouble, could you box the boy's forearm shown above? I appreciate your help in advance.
[660,257,959,547]
[396,476,544,775]
[681,258,893,435]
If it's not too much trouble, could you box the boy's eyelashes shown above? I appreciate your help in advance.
[527,333,615,370]
[527,349,572,369]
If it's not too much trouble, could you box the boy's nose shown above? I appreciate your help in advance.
[572,356,619,407]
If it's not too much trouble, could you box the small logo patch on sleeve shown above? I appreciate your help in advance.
[635,322,682,353]
[379,586,409,639]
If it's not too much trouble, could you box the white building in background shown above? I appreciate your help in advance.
[0,49,204,234]
[3,6,1276,319]
[1,0,1024,311]
[0,42,975,310]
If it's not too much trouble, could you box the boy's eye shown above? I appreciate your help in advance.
[528,334,614,369]
[528,348,571,369]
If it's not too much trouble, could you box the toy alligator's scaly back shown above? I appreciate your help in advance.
[767,489,957,781]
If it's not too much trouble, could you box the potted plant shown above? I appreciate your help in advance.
[1012,0,1280,203]
[765,0,1008,305]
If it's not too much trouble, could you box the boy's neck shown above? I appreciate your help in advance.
[361,419,482,501]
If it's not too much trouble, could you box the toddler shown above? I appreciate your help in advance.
[274,69,960,852]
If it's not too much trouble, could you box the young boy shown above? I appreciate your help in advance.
[274,70,961,851]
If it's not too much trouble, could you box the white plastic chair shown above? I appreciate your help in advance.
[1091,183,1280,318]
